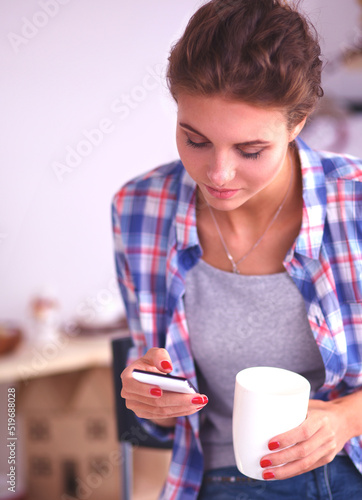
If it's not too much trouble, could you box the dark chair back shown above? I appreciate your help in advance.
[111,336,174,449]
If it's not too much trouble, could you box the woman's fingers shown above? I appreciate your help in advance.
[120,347,208,420]
[123,385,206,408]
[260,399,347,480]
[142,347,173,373]
[125,390,208,419]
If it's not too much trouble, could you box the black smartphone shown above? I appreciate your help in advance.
[132,369,197,394]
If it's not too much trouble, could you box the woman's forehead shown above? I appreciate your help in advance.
[177,94,288,142]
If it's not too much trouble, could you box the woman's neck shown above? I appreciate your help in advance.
[196,147,303,275]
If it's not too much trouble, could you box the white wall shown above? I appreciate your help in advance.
[301,0,361,102]
[0,0,202,327]
[0,0,361,328]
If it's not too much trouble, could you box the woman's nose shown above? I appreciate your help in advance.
[207,154,236,187]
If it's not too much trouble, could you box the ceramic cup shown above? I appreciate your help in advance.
[232,366,311,480]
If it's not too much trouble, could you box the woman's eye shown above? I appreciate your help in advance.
[238,150,262,160]
[186,136,262,160]
[186,137,209,149]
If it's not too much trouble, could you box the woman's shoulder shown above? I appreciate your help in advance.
[112,160,186,211]
[297,138,362,183]
[319,150,362,183]
[118,159,184,193]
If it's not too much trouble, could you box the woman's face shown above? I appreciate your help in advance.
[176,94,305,212]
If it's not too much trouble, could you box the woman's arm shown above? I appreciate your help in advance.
[112,200,208,427]
[260,389,362,480]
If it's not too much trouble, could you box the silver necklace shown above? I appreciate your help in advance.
[206,152,294,274]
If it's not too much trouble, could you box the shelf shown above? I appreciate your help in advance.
[0,329,129,383]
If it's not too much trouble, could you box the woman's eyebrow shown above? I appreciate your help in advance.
[179,122,270,146]
[179,122,208,138]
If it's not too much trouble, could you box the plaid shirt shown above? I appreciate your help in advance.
[112,138,362,500]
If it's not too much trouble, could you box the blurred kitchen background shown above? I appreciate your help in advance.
[0,0,361,499]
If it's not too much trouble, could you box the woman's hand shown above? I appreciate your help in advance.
[259,395,362,480]
[121,347,208,427]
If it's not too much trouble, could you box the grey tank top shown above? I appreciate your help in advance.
[184,258,325,471]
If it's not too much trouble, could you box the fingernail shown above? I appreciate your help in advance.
[202,396,208,404]
[150,388,162,397]
[161,360,172,370]
[268,441,280,451]
[260,459,272,468]
[263,471,275,480]
[192,396,204,404]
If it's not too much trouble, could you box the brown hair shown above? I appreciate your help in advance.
[167,0,324,128]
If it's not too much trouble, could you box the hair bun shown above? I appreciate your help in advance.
[167,0,323,128]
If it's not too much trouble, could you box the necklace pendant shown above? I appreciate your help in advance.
[231,262,240,274]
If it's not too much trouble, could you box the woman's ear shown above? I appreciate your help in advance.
[289,116,307,142]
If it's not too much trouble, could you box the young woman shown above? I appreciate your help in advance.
[112,1,362,498]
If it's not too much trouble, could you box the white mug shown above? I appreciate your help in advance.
[232,366,311,480]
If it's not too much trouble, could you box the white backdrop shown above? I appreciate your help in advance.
[0,0,361,327]
[0,0,202,327]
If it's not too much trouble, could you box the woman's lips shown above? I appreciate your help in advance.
[205,184,239,199]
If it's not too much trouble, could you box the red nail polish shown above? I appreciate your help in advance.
[260,459,272,468]
[150,388,162,397]
[192,396,204,404]
[202,396,209,404]
[268,441,280,451]
[263,471,275,480]
[161,360,172,370]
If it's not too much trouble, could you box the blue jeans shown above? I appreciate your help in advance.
[198,456,362,499]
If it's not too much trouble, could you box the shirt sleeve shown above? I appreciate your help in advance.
[111,195,175,443]
[111,194,147,364]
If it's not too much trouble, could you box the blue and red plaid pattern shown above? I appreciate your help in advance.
[112,138,362,499]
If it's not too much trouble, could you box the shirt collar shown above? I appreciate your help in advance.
[287,137,327,261]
